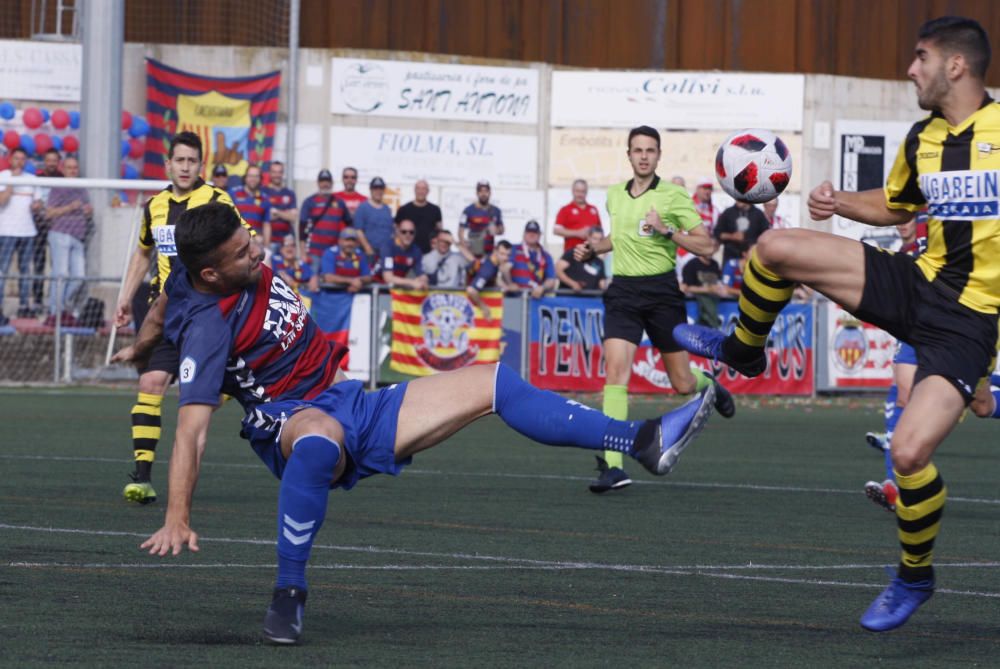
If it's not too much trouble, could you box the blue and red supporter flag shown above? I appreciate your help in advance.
[309,291,355,370]
[144,58,280,181]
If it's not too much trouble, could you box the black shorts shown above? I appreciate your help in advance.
[603,272,686,352]
[138,338,180,377]
[855,244,998,402]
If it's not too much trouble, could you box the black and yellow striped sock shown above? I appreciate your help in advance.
[131,392,162,481]
[895,462,946,583]
[722,248,795,362]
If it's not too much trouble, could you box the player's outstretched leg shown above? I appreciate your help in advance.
[263,426,343,645]
[673,247,795,377]
[491,363,715,476]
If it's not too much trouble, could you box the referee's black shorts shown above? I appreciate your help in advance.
[854,244,998,403]
[603,271,686,352]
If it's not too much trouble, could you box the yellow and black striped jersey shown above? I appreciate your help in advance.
[138,179,245,297]
[885,95,1000,314]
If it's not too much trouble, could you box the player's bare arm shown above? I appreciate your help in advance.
[112,292,168,366]
[808,181,911,227]
[115,245,155,327]
[141,403,213,556]
[669,223,715,257]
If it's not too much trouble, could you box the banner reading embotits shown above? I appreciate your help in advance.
[390,290,503,376]
[530,296,813,395]
[144,58,280,180]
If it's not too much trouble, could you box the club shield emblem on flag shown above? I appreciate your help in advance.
[832,317,867,372]
[176,91,251,179]
[391,290,502,376]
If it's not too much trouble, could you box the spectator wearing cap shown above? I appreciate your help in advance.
[459,180,503,260]
[510,220,557,299]
[333,166,367,217]
[320,227,371,293]
[692,176,718,236]
[211,164,229,191]
[422,229,475,289]
[274,234,319,299]
[263,160,298,252]
[556,226,607,293]
[553,178,602,254]
[354,176,395,263]
[380,218,427,290]
[395,179,442,254]
[228,164,271,239]
[300,169,353,268]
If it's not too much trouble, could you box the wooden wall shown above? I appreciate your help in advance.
[4,1,1000,85]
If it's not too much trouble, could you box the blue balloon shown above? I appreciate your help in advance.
[41,108,50,123]
[19,133,35,156]
[0,102,14,120]
[23,160,36,175]
[122,163,139,179]
[69,110,80,130]
[121,138,129,158]
[128,116,149,138]
[51,135,63,151]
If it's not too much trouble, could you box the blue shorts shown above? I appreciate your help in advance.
[893,342,917,366]
[240,380,411,490]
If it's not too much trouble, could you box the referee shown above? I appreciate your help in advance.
[575,125,734,493]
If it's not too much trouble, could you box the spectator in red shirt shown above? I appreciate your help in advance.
[553,179,601,254]
[333,166,367,217]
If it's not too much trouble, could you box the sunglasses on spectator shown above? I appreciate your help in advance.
[399,229,416,235]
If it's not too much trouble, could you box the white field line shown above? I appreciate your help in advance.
[1,523,998,599]
[1,453,998,505]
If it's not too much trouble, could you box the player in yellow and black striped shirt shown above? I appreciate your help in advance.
[114,131,246,505]
[673,16,997,632]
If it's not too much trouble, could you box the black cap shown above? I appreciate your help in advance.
[524,219,541,233]
[476,179,490,189]
[212,164,228,177]
[370,176,386,189]
[317,169,332,181]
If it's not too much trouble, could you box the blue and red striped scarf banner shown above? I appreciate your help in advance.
[143,58,280,180]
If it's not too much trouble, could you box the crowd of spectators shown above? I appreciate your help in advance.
[0,150,804,329]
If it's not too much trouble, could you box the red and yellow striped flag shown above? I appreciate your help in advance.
[390,289,503,376]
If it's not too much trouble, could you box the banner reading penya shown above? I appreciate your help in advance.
[390,290,503,376]
[530,296,813,395]
[144,58,280,180]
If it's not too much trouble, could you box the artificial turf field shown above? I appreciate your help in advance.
[1,387,999,668]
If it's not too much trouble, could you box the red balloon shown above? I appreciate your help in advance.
[3,129,19,150]
[128,137,144,159]
[62,135,79,153]
[51,109,70,130]
[34,133,53,155]
[121,110,132,130]
[22,107,43,129]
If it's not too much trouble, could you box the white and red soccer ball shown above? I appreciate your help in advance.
[715,129,792,204]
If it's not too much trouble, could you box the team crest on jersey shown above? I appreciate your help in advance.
[263,275,307,351]
[832,316,867,373]
[416,293,479,371]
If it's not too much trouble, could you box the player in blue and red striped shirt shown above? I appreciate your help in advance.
[229,165,271,238]
[301,170,352,269]
[510,220,557,298]
[118,202,715,645]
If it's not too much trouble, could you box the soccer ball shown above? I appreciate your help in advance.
[715,129,792,204]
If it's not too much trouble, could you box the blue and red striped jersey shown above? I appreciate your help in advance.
[229,187,271,236]
[302,193,352,262]
[379,241,424,279]
[163,264,347,411]
[320,246,370,278]
[510,243,554,287]
[264,186,297,240]
[459,204,502,256]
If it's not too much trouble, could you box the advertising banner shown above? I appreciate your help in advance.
[329,126,538,190]
[550,71,804,131]
[822,301,895,389]
[331,57,539,125]
[0,39,81,102]
[390,289,503,376]
[530,297,813,395]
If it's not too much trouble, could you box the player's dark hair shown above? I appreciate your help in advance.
[627,125,661,150]
[168,131,203,160]
[918,16,991,79]
[496,240,513,251]
[175,202,242,274]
